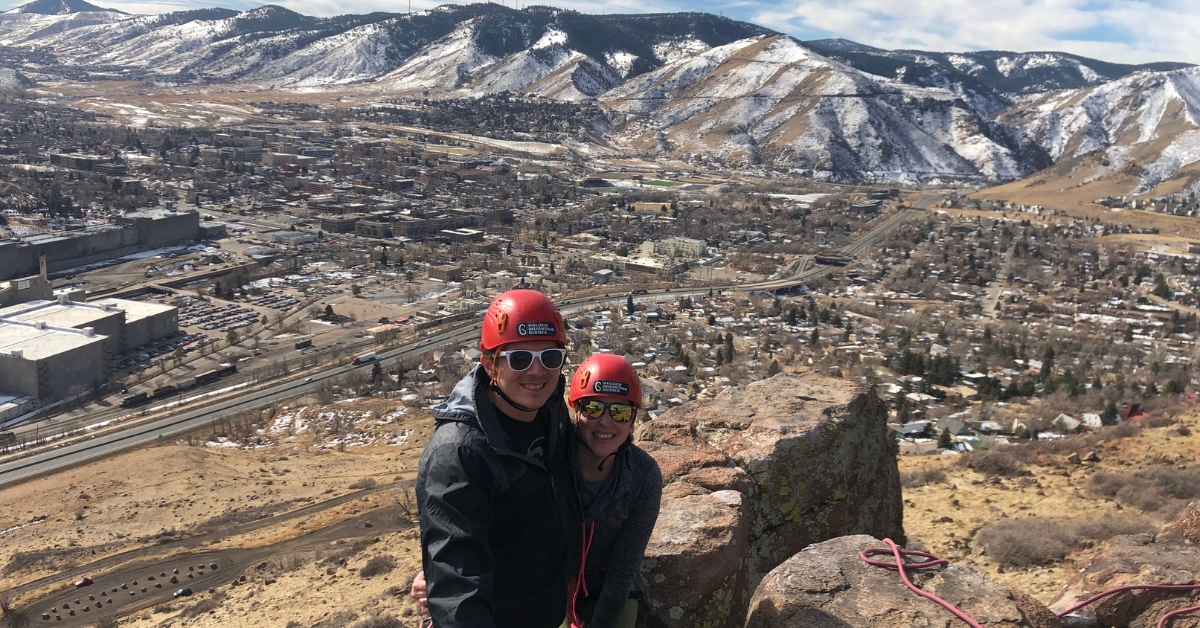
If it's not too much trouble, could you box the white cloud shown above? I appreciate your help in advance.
[92,0,203,12]
[748,0,1200,65]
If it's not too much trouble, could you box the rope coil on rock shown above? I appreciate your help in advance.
[860,539,984,628]
[862,538,1200,628]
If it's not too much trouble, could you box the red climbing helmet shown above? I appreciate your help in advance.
[568,353,643,408]
[480,289,567,351]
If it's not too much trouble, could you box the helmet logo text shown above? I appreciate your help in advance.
[592,380,630,396]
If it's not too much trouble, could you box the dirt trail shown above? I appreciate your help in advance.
[6,480,405,602]
[19,506,413,627]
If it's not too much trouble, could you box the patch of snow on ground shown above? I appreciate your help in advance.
[605,50,638,77]
[947,54,985,75]
[0,517,44,537]
[653,37,710,63]
[994,56,1017,77]
[532,28,566,50]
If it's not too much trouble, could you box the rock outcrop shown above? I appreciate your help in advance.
[634,373,905,628]
[1050,505,1200,628]
[745,535,1062,628]
[1159,501,1200,545]
[639,490,750,628]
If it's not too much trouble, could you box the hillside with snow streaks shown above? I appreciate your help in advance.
[254,21,410,86]
[375,20,498,94]
[1000,66,1200,192]
[605,36,1041,182]
[0,8,124,45]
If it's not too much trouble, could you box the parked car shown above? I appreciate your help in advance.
[174,587,193,598]
[74,576,93,588]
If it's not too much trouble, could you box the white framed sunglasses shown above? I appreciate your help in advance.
[497,348,567,371]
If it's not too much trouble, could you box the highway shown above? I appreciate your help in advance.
[0,205,921,488]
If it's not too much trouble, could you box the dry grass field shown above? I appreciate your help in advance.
[899,409,1200,603]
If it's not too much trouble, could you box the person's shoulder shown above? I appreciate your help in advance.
[422,421,490,462]
[624,444,662,482]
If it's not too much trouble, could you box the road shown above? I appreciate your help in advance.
[0,205,922,488]
[0,324,476,487]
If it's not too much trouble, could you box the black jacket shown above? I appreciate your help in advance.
[569,441,662,628]
[417,364,574,628]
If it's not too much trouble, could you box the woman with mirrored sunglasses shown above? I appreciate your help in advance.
[562,353,662,628]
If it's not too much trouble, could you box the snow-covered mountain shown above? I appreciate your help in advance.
[803,40,1190,99]
[998,66,1200,194]
[5,0,119,15]
[0,4,768,88]
[603,35,1049,181]
[0,3,1198,187]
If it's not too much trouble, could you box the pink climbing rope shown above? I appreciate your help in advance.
[862,538,1200,628]
[860,538,984,628]
[566,521,596,628]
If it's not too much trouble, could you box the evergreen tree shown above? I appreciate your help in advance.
[1100,401,1119,426]
[810,328,820,346]
[768,360,781,376]
[1039,346,1055,381]
[1153,274,1171,299]
[938,429,953,450]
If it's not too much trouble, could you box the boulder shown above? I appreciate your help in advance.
[638,490,749,628]
[745,535,1062,628]
[636,373,905,628]
[1050,530,1200,628]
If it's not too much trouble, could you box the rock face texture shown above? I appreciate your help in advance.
[1159,501,1200,545]
[639,490,750,628]
[745,535,1063,628]
[1050,507,1200,628]
[634,373,905,628]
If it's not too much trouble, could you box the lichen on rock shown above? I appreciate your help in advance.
[635,373,906,628]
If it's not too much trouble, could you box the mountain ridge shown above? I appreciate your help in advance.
[0,4,1197,189]
[5,0,120,15]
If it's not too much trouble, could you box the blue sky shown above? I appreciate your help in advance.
[16,0,1200,65]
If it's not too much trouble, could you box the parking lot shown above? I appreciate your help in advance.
[114,332,207,374]
[178,301,262,332]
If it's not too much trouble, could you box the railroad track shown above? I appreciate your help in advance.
[0,205,924,488]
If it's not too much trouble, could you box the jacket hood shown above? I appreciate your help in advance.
[433,363,569,466]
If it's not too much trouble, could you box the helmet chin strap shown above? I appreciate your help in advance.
[576,433,631,472]
[490,380,540,413]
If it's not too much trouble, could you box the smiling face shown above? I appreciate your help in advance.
[482,339,564,415]
[573,395,632,459]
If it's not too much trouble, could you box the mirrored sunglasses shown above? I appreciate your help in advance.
[497,348,566,371]
[576,400,636,423]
